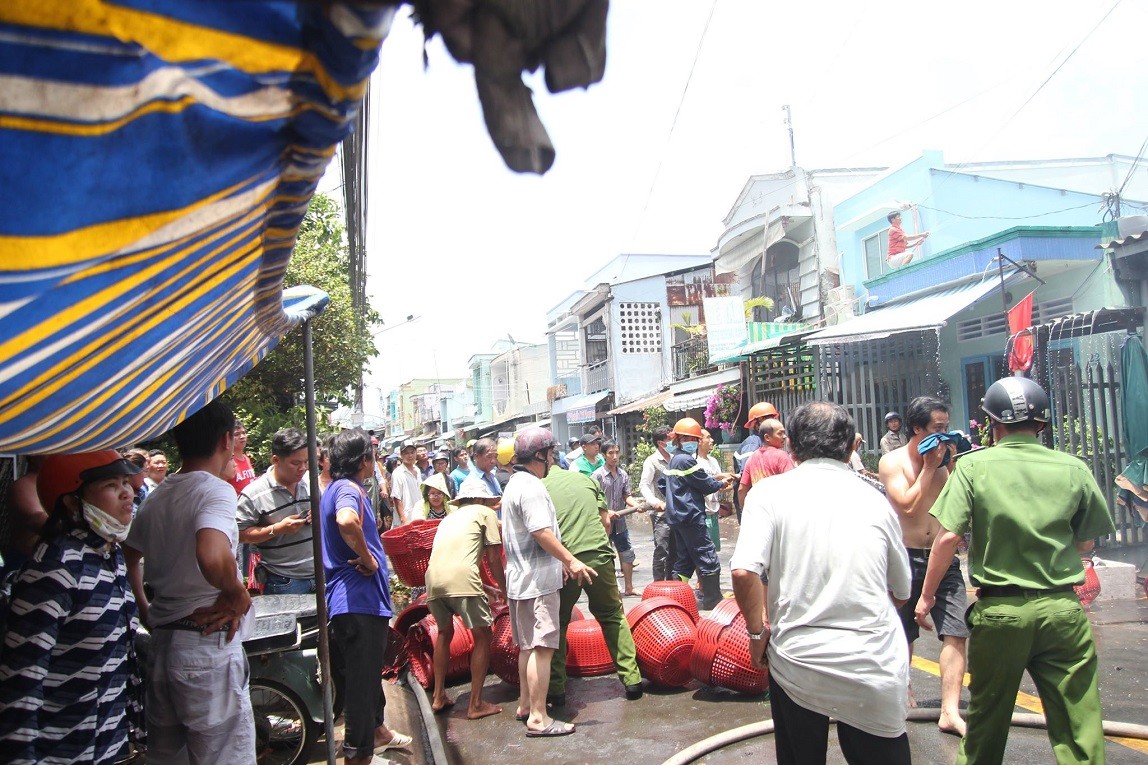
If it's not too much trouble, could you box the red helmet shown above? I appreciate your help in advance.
[671,417,704,439]
[37,450,140,509]
[745,401,780,427]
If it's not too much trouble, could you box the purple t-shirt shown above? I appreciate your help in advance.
[321,478,392,618]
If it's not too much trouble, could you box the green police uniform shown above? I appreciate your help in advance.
[930,434,1116,765]
[542,466,641,696]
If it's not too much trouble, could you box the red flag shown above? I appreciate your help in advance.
[1007,291,1035,373]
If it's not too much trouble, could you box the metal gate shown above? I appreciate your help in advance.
[814,330,946,448]
[746,344,818,421]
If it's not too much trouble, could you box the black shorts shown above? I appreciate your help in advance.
[898,548,969,642]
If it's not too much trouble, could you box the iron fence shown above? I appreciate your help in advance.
[672,337,717,381]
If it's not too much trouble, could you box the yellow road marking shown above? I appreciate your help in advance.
[911,656,1148,754]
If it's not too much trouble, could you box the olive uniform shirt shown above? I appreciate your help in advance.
[930,434,1115,589]
[542,466,614,568]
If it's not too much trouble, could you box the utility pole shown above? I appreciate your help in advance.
[782,105,796,168]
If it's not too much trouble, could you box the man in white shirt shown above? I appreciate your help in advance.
[638,425,674,580]
[389,443,421,525]
[732,401,912,765]
[125,399,256,764]
[501,427,593,738]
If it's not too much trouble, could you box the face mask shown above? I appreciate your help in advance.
[82,499,131,544]
[681,442,699,455]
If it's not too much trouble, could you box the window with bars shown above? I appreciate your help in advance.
[617,302,662,354]
[955,297,1075,341]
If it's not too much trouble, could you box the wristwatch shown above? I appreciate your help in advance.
[746,625,768,641]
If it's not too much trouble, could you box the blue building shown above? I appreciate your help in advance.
[805,151,1142,438]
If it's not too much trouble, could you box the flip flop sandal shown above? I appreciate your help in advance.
[514,713,529,723]
[526,720,575,737]
[374,731,412,753]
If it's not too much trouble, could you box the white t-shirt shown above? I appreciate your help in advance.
[390,464,423,524]
[501,470,562,600]
[127,470,253,639]
[730,458,911,738]
[698,453,722,515]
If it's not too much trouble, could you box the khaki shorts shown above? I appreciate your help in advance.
[428,595,493,630]
[509,592,561,650]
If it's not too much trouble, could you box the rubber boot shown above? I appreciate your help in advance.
[699,573,723,611]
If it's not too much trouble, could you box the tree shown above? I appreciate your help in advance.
[221,193,379,469]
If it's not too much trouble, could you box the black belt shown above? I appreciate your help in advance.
[977,584,1075,598]
[155,617,232,633]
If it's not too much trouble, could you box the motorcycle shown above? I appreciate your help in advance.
[246,594,338,765]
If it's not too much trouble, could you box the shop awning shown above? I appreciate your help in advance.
[665,388,718,412]
[709,321,814,363]
[548,390,610,413]
[803,278,1008,346]
[608,390,672,416]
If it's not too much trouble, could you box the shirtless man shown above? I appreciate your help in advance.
[878,395,967,736]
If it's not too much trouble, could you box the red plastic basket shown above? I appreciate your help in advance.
[690,598,767,695]
[626,596,697,687]
[564,618,615,677]
[393,593,430,638]
[404,613,474,689]
[489,604,520,685]
[1075,557,1101,607]
[642,580,699,624]
[381,519,442,587]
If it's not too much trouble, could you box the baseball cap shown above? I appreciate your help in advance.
[579,433,602,445]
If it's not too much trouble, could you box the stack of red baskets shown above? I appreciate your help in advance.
[642,579,699,623]
[690,598,768,695]
[564,619,615,677]
[489,604,588,685]
[381,519,441,587]
[626,596,697,687]
[404,613,474,689]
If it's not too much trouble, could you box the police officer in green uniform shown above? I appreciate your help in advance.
[541,464,644,707]
[914,376,1115,765]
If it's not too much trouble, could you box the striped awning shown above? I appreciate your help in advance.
[0,3,393,453]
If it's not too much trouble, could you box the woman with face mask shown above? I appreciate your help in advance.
[0,451,142,764]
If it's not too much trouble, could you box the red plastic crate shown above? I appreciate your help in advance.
[642,579,699,623]
[626,596,697,687]
[404,613,474,689]
[690,598,768,695]
[564,618,615,677]
[381,519,442,587]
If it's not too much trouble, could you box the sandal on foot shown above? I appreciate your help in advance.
[526,720,575,737]
[374,731,412,753]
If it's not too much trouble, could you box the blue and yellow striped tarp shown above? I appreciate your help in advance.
[0,1,393,453]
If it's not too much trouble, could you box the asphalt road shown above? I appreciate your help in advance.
[318,514,1148,765]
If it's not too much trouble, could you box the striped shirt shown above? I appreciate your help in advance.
[0,528,138,764]
[237,469,312,579]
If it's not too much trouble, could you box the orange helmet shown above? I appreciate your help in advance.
[37,450,140,510]
[671,417,704,439]
[745,401,780,427]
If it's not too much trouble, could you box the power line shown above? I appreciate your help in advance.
[630,0,718,248]
[917,201,1100,221]
[919,0,1122,206]
[1117,131,1148,197]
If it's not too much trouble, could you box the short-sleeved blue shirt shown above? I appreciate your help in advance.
[321,478,392,618]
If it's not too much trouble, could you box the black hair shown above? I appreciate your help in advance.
[171,399,236,459]
[905,396,949,436]
[272,427,307,458]
[587,425,603,435]
[453,446,468,459]
[329,428,372,480]
[786,402,855,463]
[148,448,166,458]
[651,425,672,445]
[602,439,620,454]
[123,448,149,470]
[887,211,901,224]
[472,438,496,457]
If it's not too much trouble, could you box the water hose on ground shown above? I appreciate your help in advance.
[659,708,1148,765]
[403,669,452,765]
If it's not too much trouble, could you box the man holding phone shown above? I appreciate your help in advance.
[237,427,315,594]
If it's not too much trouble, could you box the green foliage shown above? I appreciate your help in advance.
[221,193,378,470]
[1053,415,1117,479]
[640,405,669,435]
[627,439,654,496]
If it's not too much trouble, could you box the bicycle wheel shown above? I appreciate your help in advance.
[250,679,317,765]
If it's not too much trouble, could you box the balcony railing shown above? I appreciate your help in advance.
[672,336,717,381]
[583,359,613,393]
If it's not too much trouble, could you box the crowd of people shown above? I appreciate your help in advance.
[0,374,1117,764]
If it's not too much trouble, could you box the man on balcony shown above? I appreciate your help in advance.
[886,211,929,268]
